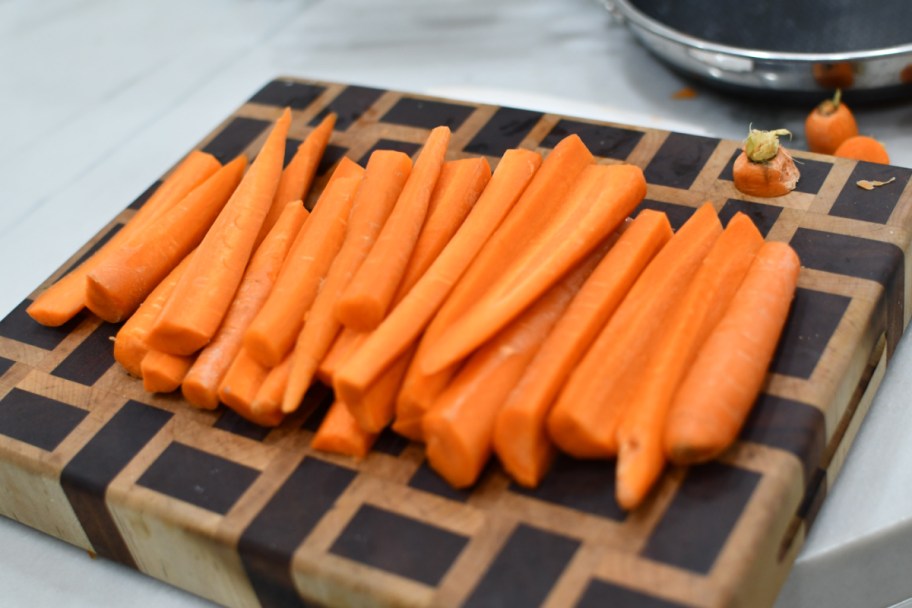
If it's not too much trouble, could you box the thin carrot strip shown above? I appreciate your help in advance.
[181,200,309,410]
[148,108,292,355]
[317,328,366,385]
[249,353,291,422]
[423,241,607,488]
[243,161,365,368]
[27,150,220,327]
[311,400,379,460]
[547,203,723,458]
[218,347,270,415]
[85,155,248,323]
[336,126,451,330]
[141,350,194,394]
[664,241,800,465]
[614,212,765,509]
[493,210,672,487]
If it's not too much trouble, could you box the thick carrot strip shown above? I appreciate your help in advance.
[333,148,542,412]
[493,211,672,487]
[218,347,270,415]
[614,212,765,509]
[255,112,335,247]
[393,360,459,442]
[547,203,723,458]
[141,350,194,394]
[346,343,415,434]
[243,162,364,368]
[148,109,292,356]
[311,400,378,460]
[249,353,291,422]
[86,155,248,323]
[181,200,308,410]
[27,150,220,327]
[423,241,607,488]
[336,126,451,330]
[664,241,800,465]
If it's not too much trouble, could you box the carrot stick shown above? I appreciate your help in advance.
[181,200,308,410]
[547,203,723,458]
[141,350,194,394]
[664,241,801,466]
[26,150,221,327]
[332,148,542,413]
[113,252,194,377]
[317,328,365,385]
[148,108,292,356]
[805,89,858,155]
[85,155,248,323]
[255,112,335,247]
[834,135,891,164]
[423,241,608,488]
[493,210,672,487]
[346,343,416,434]
[218,347,270,415]
[243,161,365,368]
[311,400,379,460]
[614,212,765,510]
[336,126,451,331]
[422,162,647,374]
[733,128,800,197]
[249,353,291,423]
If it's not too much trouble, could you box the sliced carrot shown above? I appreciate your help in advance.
[332,148,542,414]
[733,128,800,198]
[834,135,891,164]
[141,350,194,394]
[243,161,364,368]
[181,200,308,410]
[421,162,647,374]
[148,109,292,356]
[423,240,608,488]
[393,360,459,442]
[614,212,765,510]
[493,210,672,487]
[805,89,858,155]
[249,353,291,423]
[317,328,365,385]
[664,241,801,465]
[547,203,722,458]
[218,347,270,415]
[336,126,451,331]
[311,400,378,460]
[27,150,221,327]
[85,155,248,323]
[346,343,416,434]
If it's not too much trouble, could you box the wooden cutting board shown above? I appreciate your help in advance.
[0,77,910,608]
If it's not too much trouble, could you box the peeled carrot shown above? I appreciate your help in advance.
[243,160,365,368]
[493,210,672,487]
[85,155,248,323]
[422,162,646,374]
[332,148,542,414]
[614,212,765,510]
[423,241,607,488]
[345,343,416,434]
[141,350,194,394]
[27,150,221,327]
[393,360,459,442]
[181,200,308,410]
[664,242,800,465]
[148,109,292,356]
[733,128,800,198]
[317,329,365,385]
[311,400,378,460]
[834,135,891,164]
[249,353,291,423]
[805,89,858,155]
[218,347,270,415]
[547,203,723,458]
[336,126,451,331]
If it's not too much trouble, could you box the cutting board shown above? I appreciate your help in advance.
[1,77,910,608]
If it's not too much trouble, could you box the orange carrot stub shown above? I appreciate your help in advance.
[805,90,858,155]
[614,212,765,510]
[312,400,379,460]
[493,210,672,488]
[26,150,221,327]
[148,108,292,356]
[664,241,801,466]
[141,350,194,394]
[733,128,800,198]
[834,135,891,164]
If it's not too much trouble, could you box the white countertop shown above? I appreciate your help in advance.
[2,1,911,606]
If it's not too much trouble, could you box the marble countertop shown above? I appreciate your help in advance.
[2,1,911,606]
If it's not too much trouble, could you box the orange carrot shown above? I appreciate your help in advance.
[614,212,765,510]
[664,241,801,465]
[311,400,379,460]
[393,360,459,442]
[249,353,292,423]
[422,162,646,374]
[332,148,542,413]
[493,210,672,487]
[181,200,308,410]
[26,150,221,327]
[218,347,270,416]
[255,112,335,246]
[345,343,416,434]
[336,126,451,331]
[243,160,365,368]
[805,89,858,155]
[141,350,194,394]
[423,241,607,488]
[547,203,722,458]
[733,128,800,198]
[317,328,365,385]
[834,135,891,164]
[85,155,248,323]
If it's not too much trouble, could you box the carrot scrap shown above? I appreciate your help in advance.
[733,128,800,197]
[857,177,896,190]
[834,135,891,164]
[805,89,858,155]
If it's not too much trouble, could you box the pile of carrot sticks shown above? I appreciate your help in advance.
[27,109,800,510]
